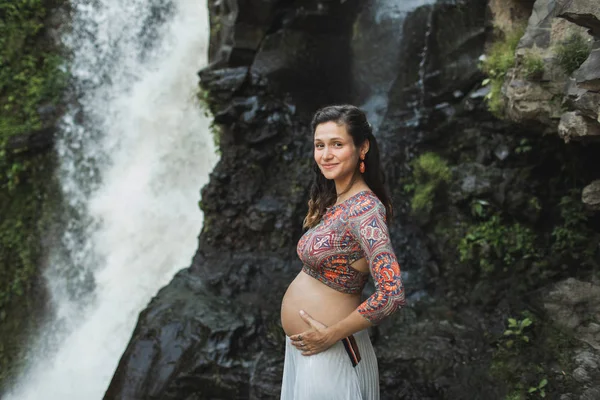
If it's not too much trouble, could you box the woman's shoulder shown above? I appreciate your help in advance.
[346,190,385,218]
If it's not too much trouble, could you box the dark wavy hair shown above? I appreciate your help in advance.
[303,105,392,228]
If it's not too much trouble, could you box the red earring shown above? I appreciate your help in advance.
[359,154,366,174]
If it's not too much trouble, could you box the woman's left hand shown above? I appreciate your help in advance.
[290,310,336,356]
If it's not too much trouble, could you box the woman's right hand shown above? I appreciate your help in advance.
[290,310,334,356]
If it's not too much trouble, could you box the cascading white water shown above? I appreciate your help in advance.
[7,1,217,398]
[352,0,437,129]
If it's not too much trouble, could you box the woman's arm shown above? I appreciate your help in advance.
[347,198,405,324]
[290,198,405,355]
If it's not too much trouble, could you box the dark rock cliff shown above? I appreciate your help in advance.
[106,1,600,399]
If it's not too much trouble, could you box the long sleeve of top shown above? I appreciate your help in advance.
[348,196,405,325]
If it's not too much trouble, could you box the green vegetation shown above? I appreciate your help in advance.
[551,191,595,259]
[481,28,524,116]
[452,172,596,287]
[522,52,544,80]
[197,88,221,154]
[528,379,548,398]
[0,0,67,390]
[491,312,576,400]
[1,0,68,189]
[458,215,539,274]
[409,152,451,215]
[503,317,533,348]
[430,130,599,295]
[0,0,68,134]
[0,151,61,390]
[410,124,599,397]
[554,33,591,75]
[515,138,533,154]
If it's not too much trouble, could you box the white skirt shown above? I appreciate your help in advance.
[280,329,380,400]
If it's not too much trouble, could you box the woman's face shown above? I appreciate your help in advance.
[313,121,359,183]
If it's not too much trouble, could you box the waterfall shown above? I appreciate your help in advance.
[6,0,217,398]
[352,0,437,129]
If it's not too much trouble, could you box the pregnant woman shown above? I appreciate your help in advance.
[280,105,406,400]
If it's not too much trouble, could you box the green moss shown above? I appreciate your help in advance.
[209,122,221,154]
[0,0,67,391]
[197,88,221,155]
[522,52,544,80]
[0,0,68,191]
[481,28,525,117]
[0,150,61,390]
[0,0,68,135]
[554,33,591,75]
[410,152,451,215]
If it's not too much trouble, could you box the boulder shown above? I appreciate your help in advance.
[582,180,600,211]
[574,43,600,91]
[558,111,600,141]
[565,78,600,120]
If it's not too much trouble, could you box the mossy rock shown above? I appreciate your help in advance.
[0,150,62,391]
[0,0,68,391]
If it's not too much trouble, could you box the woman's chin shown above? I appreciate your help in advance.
[321,171,338,180]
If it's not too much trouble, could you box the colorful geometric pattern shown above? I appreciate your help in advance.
[297,190,406,325]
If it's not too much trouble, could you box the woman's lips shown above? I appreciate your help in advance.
[322,164,338,169]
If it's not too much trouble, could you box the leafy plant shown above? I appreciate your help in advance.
[481,28,525,116]
[554,33,591,75]
[515,138,532,154]
[527,378,548,398]
[458,215,539,273]
[503,316,533,348]
[470,199,490,219]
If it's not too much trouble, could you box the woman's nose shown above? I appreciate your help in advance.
[322,146,333,159]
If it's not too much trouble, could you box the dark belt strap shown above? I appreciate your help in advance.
[341,334,362,367]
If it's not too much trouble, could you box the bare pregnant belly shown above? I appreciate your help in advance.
[280,271,361,336]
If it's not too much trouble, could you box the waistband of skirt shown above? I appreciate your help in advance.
[285,329,369,341]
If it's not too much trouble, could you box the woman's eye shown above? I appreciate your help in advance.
[315,143,324,149]
[334,142,343,147]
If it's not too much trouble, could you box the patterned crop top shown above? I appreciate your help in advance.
[296,190,405,324]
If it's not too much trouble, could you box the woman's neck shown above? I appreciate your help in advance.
[334,177,369,203]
